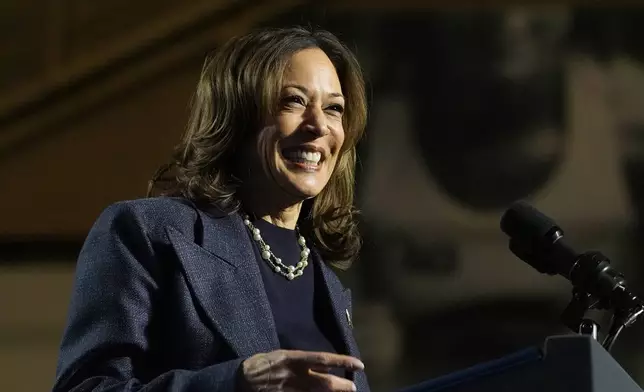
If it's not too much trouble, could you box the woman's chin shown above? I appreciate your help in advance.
[289,183,325,200]
[276,163,329,200]
[279,175,328,201]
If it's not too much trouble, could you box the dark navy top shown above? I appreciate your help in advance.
[248,218,346,378]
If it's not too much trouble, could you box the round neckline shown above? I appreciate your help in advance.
[252,217,297,233]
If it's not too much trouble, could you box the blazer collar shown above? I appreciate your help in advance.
[166,209,280,357]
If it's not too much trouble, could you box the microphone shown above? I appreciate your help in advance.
[500,201,642,314]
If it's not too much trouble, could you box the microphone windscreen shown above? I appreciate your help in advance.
[500,201,560,241]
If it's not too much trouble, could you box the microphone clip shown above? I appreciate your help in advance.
[560,256,644,353]
[561,288,600,335]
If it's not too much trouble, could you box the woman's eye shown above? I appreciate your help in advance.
[327,104,345,114]
[283,95,305,106]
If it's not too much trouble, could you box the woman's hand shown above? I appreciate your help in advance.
[238,350,365,391]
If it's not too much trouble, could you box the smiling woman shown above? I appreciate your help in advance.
[242,48,348,228]
[166,27,367,268]
[52,27,369,392]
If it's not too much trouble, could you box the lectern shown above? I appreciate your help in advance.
[399,335,642,392]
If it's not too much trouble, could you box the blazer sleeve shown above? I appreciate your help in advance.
[52,202,245,392]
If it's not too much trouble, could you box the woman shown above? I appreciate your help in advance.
[52,26,369,392]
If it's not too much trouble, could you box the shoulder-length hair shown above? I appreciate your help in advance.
[148,26,367,269]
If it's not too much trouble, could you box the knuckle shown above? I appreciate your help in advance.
[274,350,288,364]
[314,353,329,365]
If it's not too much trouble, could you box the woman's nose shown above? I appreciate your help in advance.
[303,107,329,136]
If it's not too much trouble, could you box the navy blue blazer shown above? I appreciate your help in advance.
[53,197,369,391]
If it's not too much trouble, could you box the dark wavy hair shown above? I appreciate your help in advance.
[148,26,368,268]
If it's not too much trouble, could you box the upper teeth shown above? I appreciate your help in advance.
[287,150,322,164]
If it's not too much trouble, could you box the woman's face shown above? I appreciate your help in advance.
[252,48,346,203]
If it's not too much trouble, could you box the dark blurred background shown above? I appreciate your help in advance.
[3,1,644,391]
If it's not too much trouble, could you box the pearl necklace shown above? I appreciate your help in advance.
[242,214,310,280]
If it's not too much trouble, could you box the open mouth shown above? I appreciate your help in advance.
[282,146,323,170]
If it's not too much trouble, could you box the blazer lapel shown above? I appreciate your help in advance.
[165,210,279,358]
[316,253,360,358]
[316,252,370,391]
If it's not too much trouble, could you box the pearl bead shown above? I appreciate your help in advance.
[243,213,310,281]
